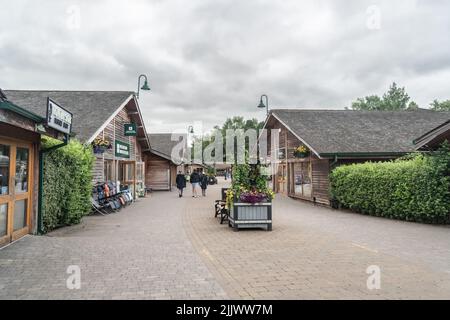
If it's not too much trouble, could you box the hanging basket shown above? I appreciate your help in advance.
[93,145,111,154]
[294,151,310,158]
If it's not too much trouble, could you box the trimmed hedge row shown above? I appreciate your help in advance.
[42,138,94,232]
[330,151,450,224]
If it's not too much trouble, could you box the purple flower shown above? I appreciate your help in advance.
[239,192,268,204]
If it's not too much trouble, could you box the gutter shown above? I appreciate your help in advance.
[37,134,70,234]
[319,152,407,158]
[0,100,45,123]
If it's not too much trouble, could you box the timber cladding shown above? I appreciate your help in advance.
[91,104,141,183]
[145,153,172,191]
[311,159,330,205]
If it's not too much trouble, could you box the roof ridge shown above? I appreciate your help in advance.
[271,108,435,112]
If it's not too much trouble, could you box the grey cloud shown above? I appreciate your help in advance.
[1,0,450,133]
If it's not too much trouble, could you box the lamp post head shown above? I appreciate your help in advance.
[141,80,151,91]
[257,98,266,109]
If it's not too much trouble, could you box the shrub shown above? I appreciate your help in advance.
[330,150,450,224]
[42,138,94,232]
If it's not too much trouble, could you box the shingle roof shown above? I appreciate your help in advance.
[269,109,450,155]
[4,90,134,142]
[148,133,188,162]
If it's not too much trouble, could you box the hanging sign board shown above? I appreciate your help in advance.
[115,140,130,158]
[46,98,73,135]
[124,123,137,136]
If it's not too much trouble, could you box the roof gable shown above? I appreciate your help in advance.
[267,109,450,156]
[147,133,187,162]
[4,90,134,142]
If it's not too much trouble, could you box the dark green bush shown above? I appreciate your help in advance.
[42,138,94,232]
[330,150,450,224]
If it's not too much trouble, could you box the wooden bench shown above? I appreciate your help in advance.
[214,200,229,224]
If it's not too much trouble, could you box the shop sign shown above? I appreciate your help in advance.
[124,123,137,136]
[46,98,73,135]
[115,140,130,158]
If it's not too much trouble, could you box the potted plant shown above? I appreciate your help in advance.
[293,145,310,158]
[92,138,112,154]
[225,162,274,231]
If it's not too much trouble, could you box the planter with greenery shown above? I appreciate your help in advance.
[226,162,274,231]
[92,137,112,154]
[293,145,310,158]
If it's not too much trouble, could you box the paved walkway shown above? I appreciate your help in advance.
[1,178,450,299]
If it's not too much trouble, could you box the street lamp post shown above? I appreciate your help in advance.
[137,74,151,99]
[257,94,269,115]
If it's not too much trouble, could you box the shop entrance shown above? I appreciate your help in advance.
[277,163,287,194]
[0,137,33,246]
[118,160,136,199]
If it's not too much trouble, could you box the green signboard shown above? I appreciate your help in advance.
[115,140,130,158]
[124,123,137,136]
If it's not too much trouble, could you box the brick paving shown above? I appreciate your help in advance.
[0,192,227,300]
[1,178,450,299]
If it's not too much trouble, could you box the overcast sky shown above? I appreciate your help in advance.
[1,0,449,133]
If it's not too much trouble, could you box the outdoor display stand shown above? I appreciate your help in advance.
[228,198,272,231]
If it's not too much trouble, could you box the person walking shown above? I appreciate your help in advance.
[176,171,186,198]
[200,169,208,197]
[190,169,200,198]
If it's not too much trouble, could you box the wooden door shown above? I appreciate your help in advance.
[277,164,287,194]
[0,137,33,247]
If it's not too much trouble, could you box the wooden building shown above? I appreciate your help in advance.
[145,133,186,191]
[4,90,150,199]
[263,109,450,206]
[0,90,63,246]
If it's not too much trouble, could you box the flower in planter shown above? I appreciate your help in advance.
[92,138,112,154]
[294,145,309,158]
[239,190,268,204]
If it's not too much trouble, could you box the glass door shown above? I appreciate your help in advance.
[119,161,136,199]
[0,138,33,246]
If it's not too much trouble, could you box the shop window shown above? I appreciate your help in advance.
[0,203,7,237]
[0,144,10,195]
[293,162,312,198]
[15,148,29,193]
[104,160,114,181]
[13,199,27,231]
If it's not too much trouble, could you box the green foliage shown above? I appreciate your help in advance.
[330,148,450,224]
[42,138,94,232]
[351,82,416,111]
[191,116,264,163]
[430,99,450,111]
[229,160,273,203]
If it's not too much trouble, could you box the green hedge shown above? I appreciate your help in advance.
[330,151,450,224]
[42,138,94,232]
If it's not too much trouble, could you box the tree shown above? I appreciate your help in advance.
[382,82,411,110]
[351,95,383,111]
[191,116,264,164]
[407,101,419,110]
[430,99,450,111]
[350,82,416,111]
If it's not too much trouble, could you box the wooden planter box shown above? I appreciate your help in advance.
[229,200,272,231]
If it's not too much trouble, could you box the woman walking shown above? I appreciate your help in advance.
[200,169,208,197]
[176,171,186,197]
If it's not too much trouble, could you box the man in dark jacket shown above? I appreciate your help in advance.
[200,169,208,196]
[176,171,186,198]
[190,169,200,198]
